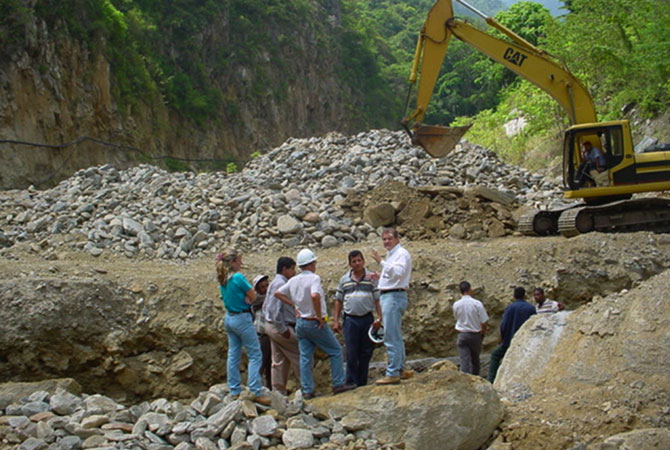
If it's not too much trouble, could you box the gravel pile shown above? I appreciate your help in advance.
[1,385,401,450]
[0,130,562,259]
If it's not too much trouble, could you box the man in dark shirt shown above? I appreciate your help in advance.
[487,287,536,383]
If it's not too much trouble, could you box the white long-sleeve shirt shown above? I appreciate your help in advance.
[377,244,412,291]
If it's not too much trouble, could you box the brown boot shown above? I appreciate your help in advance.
[400,369,414,380]
[332,384,357,395]
[375,376,400,385]
[253,395,272,406]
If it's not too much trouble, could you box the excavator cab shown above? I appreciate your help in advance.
[563,122,630,197]
[564,130,609,190]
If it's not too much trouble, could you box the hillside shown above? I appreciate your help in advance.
[3,0,669,191]
[0,0,397,190]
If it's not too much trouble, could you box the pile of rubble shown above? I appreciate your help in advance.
[0,384,399,450]
[0,130,563,259]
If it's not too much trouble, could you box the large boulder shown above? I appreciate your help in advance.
[588,428,670,450]
[310,362,503,450]
[495,273,670,394]
[363,202,396,228]
[492,270,670,448]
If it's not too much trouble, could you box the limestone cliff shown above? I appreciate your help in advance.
[0,1,394,189]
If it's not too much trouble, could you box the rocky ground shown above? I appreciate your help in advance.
[1,129,670,449]
[489,270,670,450]
[0,130,565,260]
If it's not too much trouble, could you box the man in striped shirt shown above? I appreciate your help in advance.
[333,250,382,386]
[533,287,565,314]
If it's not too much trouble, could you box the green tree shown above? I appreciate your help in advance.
[424,1,552,125]
[495,1,553,45]
[545,0,670,116]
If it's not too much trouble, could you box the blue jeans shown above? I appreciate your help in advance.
[225,313,263,396]
[381,291,408,377]
[295,318,346,394]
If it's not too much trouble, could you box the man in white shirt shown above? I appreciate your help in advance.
[452,281,489,375]
[274,249,356,398]
[370,227,412,385]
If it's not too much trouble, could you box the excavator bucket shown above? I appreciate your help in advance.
[411,124,472,158]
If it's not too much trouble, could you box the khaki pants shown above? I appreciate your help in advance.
[264,322,301,394]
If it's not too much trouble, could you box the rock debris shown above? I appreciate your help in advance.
[0,130,563,260]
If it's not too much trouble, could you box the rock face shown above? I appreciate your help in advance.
[491,270,670,448]
[0,275,227,403]
[0,4,383,190]
[310,363,503,450]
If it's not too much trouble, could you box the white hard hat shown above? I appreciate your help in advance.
[297,248,317,266]
[368,324,385,344]
[252,274,268,289]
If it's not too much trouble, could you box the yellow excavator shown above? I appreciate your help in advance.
[403,0,670,236]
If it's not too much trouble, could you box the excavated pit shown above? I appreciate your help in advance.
[1,231,668,403]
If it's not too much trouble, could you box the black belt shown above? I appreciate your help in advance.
[345,312,373,318]
[227,310,251,315]
[380,288,406,294]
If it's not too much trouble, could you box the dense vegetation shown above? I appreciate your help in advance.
[0,0,396,129]
[2,0,669,170]
[355,0,670,167]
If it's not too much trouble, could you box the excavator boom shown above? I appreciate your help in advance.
[404,0,670,237]
[404,0,597,156]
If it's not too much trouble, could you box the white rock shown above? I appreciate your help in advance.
[282,428,314,449]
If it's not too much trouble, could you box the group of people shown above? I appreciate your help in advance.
[215,227,413,402]
[452,284,564,383]
[216,226,567,402]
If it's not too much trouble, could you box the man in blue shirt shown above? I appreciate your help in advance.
[575,141,607,187]
[487,287,536,383]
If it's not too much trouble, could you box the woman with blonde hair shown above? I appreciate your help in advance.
[216,248,271,406]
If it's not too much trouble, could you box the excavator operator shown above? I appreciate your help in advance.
[575,141,607,187]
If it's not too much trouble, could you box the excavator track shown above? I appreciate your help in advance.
[521,198,670,237]
[519,206,579,236]
[557,197,670,237]
[557,207,590,237]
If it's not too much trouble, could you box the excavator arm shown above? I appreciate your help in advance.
[404,0,597,157]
